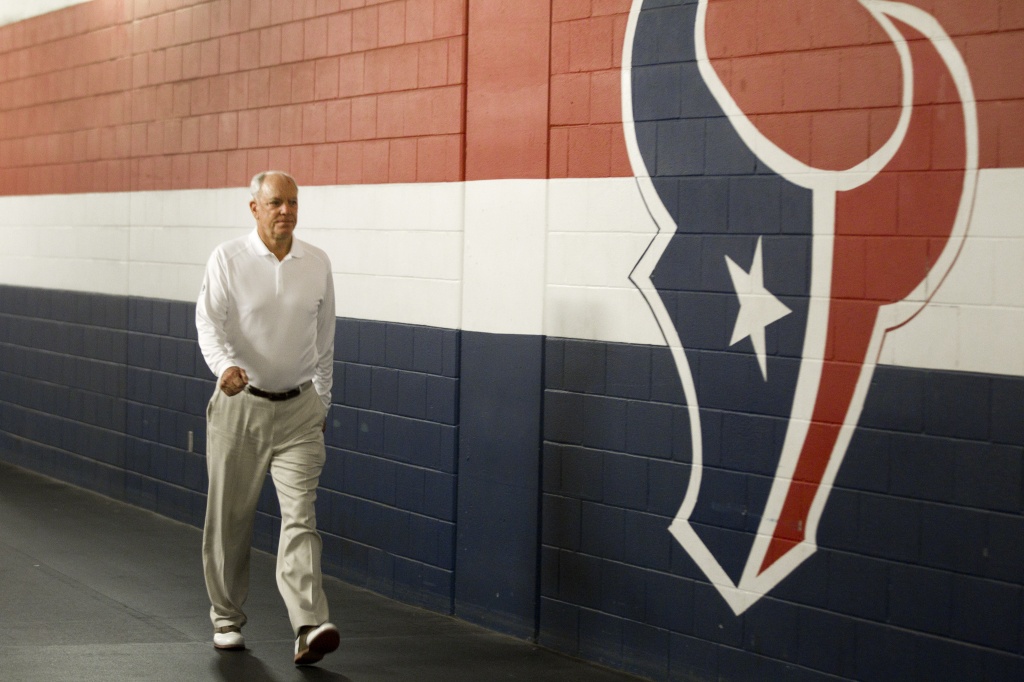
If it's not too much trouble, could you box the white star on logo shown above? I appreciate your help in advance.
[725,237,792,381]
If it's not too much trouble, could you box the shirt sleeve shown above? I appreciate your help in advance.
[195,248,237,381]
[313,264,336,409]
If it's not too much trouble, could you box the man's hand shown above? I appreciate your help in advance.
[219,366,249,396]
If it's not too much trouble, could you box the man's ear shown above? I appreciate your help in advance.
[249,199,258,217]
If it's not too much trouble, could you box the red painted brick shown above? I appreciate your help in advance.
[550,24,570,75]
[250,0,272,28]
[292,61,317,102]
[208,150,227,186]
[750,112,811,168]
[406,0,435,42]
[312,142,338,183]
[327,13,353,55]
[338,52,366,96]
[418,39,449,88]
[568,15,614,73]
[838,44,901,110]
[218,112,238,150]
[352,6,380,52]
[199,113,219,151]
[273,145,297,174]
[389,137,417,182]
[337,140,364,183]
[550,73,591,126]
[963,31,1024,101]
[379,2,406,47]
[226,149,248,182]
[567,124,610,177]
[259,25,283,67]
[589,68,620,124]
[325,99,352,141]
[810,109,872,171]
[192,3,212,41]
[553,0,591,23]
[314,57,340,99]
[549,127,569,178]
[303,102,328,143]
[280,104,304,145]
[592,0,629,17]
[268,64,293,105]
[362,139,390,183]
[705,0,758,58]
[305,17,329,59]
[200,38,220,77]
[351,95,377,139]
[246,148,270,178]
[258,107,281,146]
[434,0,466,38]
[282,22,305,63]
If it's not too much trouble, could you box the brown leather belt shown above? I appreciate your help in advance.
[247,385,302,401]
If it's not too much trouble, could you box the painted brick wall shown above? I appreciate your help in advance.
[1,1,1023,681]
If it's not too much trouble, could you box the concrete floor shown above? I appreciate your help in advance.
[0,461,642,682]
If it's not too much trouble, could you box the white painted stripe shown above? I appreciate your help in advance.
[0,172,1021,377]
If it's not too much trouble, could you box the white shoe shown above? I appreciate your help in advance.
[213,628,245,650]
[294,622,340,665]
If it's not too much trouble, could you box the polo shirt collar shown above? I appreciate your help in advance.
[248,229,305,259]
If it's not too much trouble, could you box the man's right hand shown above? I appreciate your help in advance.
[219,366,249,396]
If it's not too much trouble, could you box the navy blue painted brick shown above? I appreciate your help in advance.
[705,117,758,176]
[950,575,1022,652]
[538,597,580,655]
[644,571,693,635]
[861,366,925,432]
[543,390,585,445]
[650,234,703,293]
[604,345,650,401]
[578,609,623,669]
[729,175,783,235]
[919,503,988,574]
[888,432,955,502]
[657,118,705,177]
[370,367,398,413]
[557,551,603,610]
[625,400,674,459]
[343,363,372,408]
[335,318,359,362]
[150,300,170,336]
[423,470,455,521]
[542,494,581,551]
[986,514,1024,583]
[411,325,442,374]
[358,321,386,366]
[623,511,673,571]
[669,633,719,682]
[925,371,990,440]
[887,563,953,635]
[953,441,1022,513]
[582,395,627,452]
[425,375,457,425]
[743,596,800,663]
[826,551,888,621]
[646,459,689,517]
[858,492,921,562]
[599,561,646,621]
[562,339,606,394]
[396,371,426,419]
[544,338,564,390]
[991,376,1024,445]
[691,580,743,647]
[603,452,648,510]
[168,302,189,339]
[795,605,858,678]
[632,64,680,119]
[581,502,624,561]
[384,323,415,371]
[356,410,384,456]
[557,445,603,501]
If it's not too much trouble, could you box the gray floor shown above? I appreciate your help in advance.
[0,461,642,682]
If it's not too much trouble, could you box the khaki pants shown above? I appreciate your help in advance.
[202,383,329,636]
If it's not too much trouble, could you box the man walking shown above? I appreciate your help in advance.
[196,170,339,665]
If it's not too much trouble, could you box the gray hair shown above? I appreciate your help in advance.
[249,170,298,198]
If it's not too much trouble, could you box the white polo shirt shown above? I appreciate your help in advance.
[196,229,335,408]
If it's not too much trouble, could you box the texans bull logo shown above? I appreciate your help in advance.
[623,0,978,614]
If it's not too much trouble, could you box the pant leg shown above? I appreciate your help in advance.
[203,389,274,630]
[269,388,330,634]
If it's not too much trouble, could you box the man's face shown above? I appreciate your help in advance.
[251,174,299,250]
